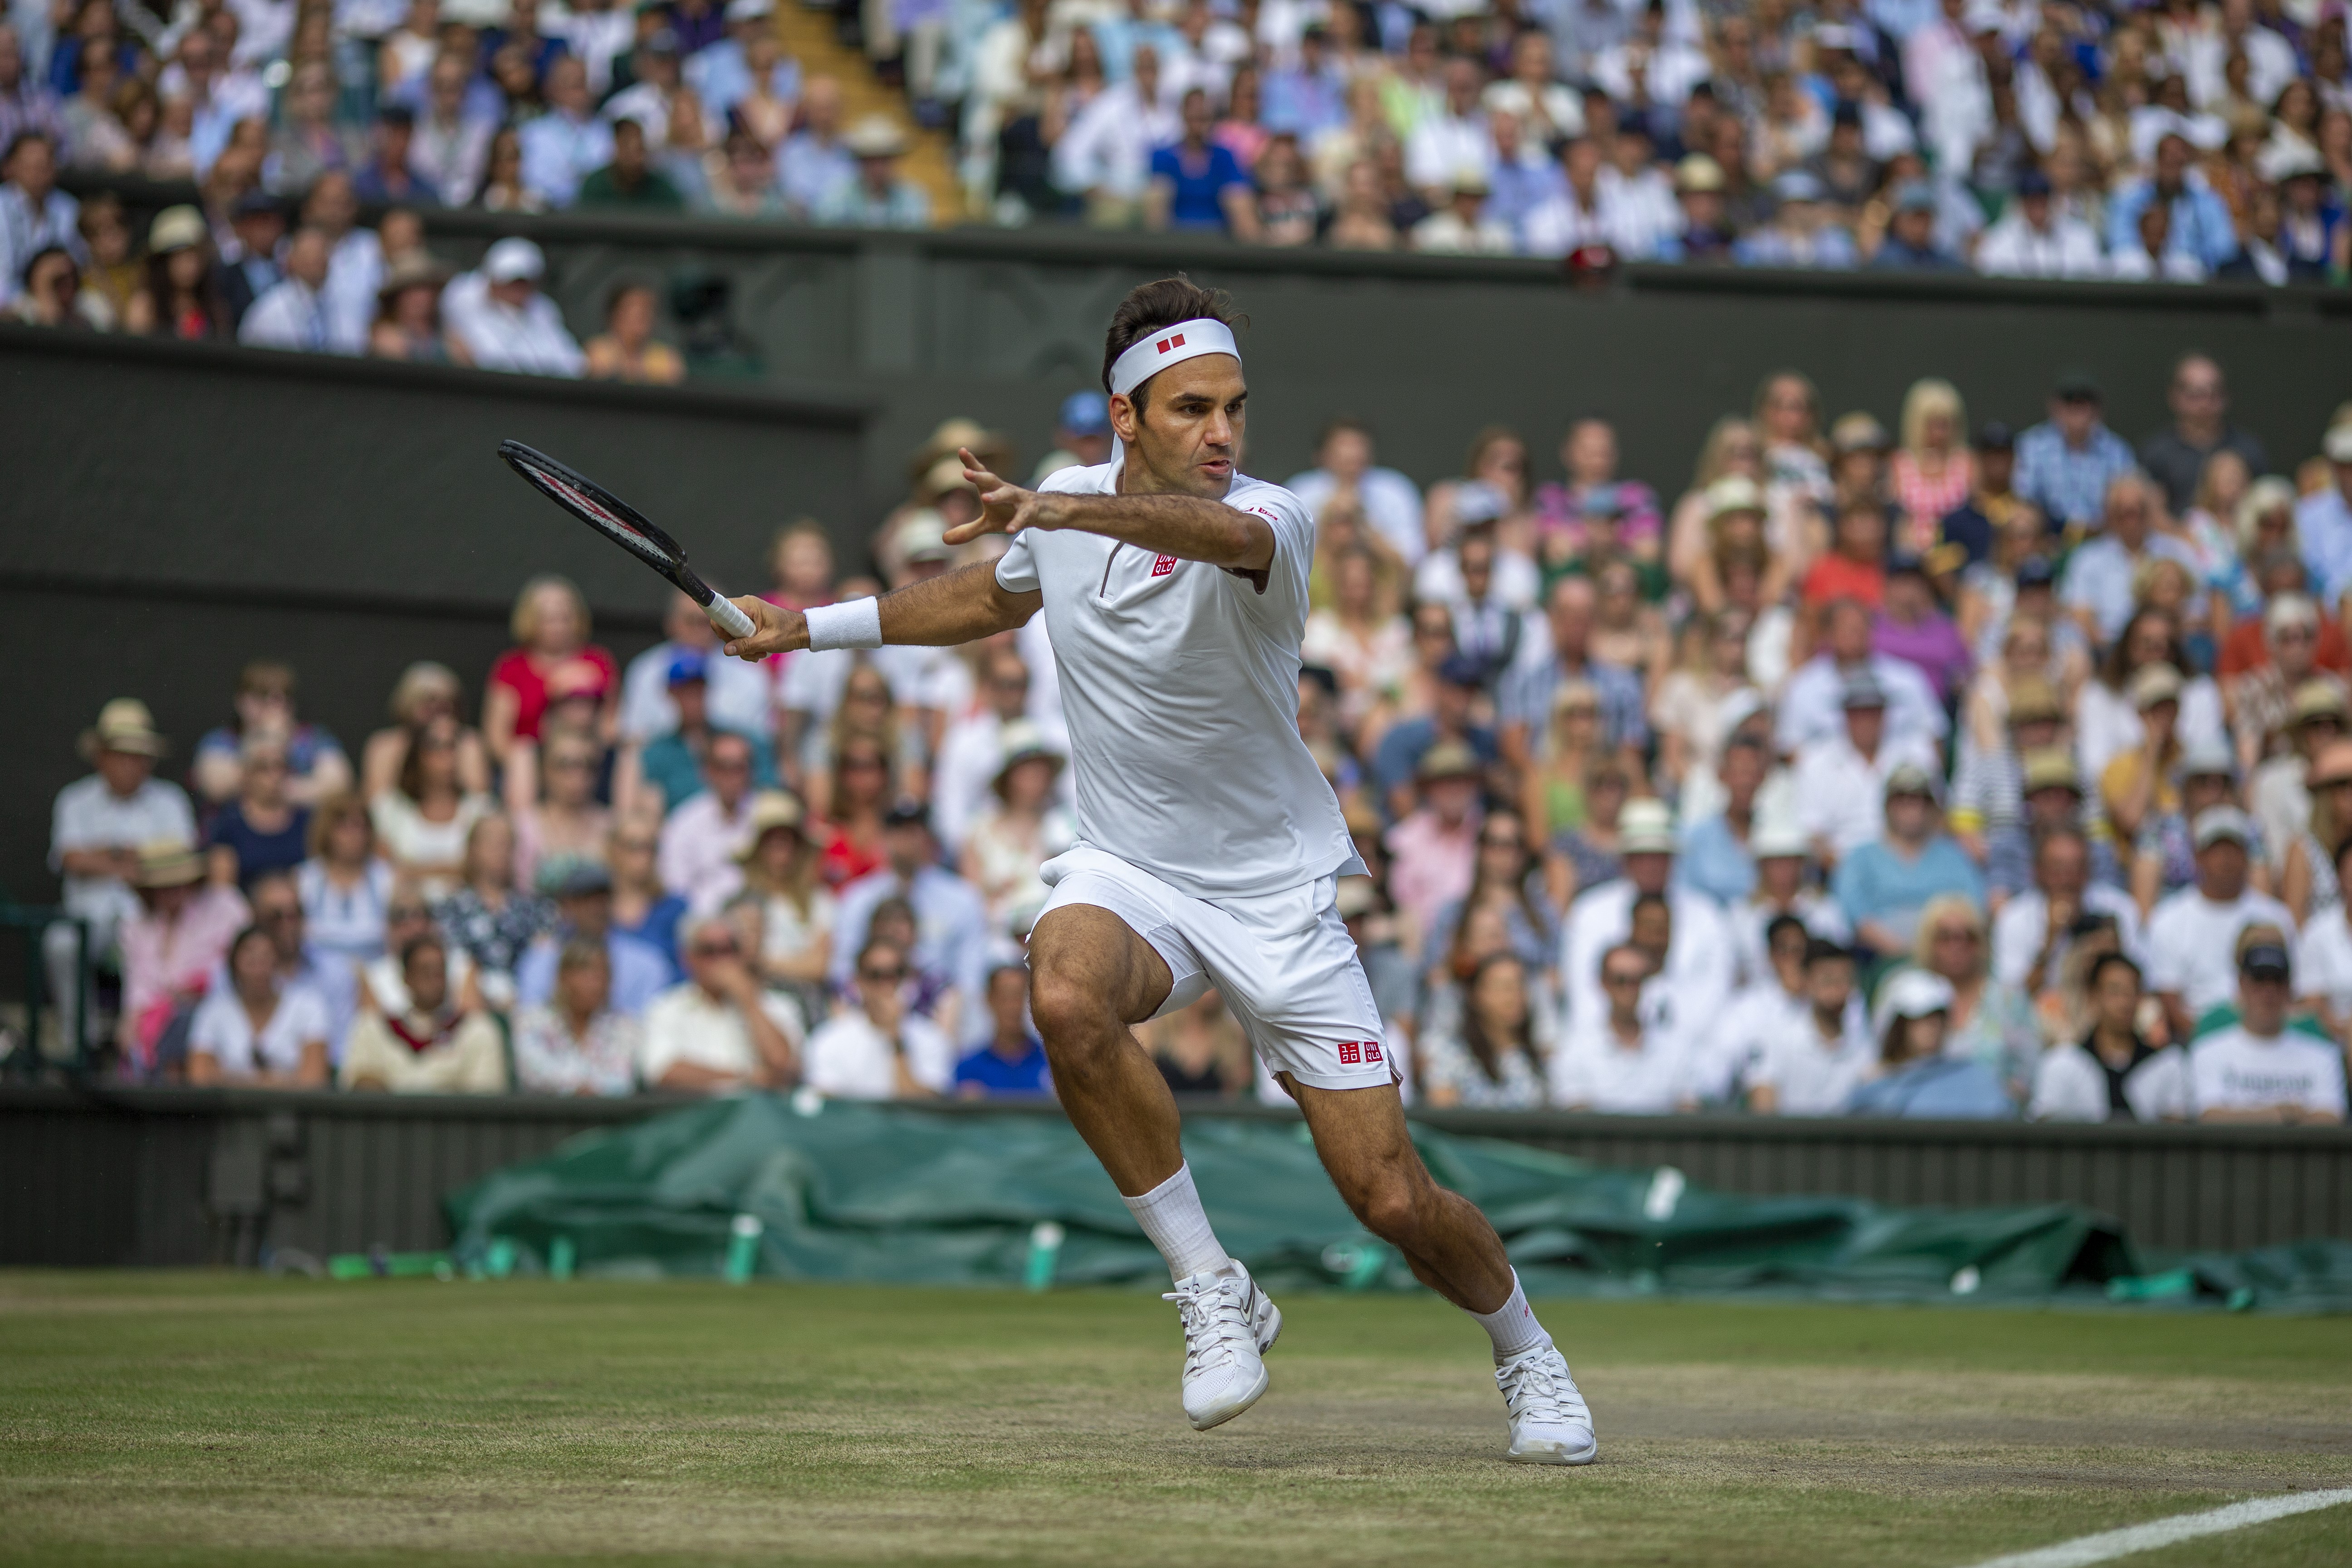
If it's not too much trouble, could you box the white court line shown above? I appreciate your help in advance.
[1965,1488,2352,1568]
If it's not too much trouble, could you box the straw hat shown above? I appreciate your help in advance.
[79,698,169,760]
[991,721,1067,798]
[733,791,809,860]
[1617,799,1677,854]
[133,839,204,889]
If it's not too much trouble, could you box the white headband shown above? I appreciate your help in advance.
[1107,318,1240,399]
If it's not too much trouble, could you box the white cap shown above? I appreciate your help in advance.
[2191,804,2255,849]
[2327,424,2352,466]
[1751,815,1808,858]
[1874,967,1955,1034]
[1617,799,1676,855]
[483,237,546,284]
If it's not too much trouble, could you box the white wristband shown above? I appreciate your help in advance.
[805,596,883,651]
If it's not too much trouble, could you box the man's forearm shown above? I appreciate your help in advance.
[1038,491,1274,573]
[879,563,1040,646]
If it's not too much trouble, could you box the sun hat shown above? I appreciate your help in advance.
[2019,748,2080,795]
[1617,799,1676,854]
[2128,662,2183,710]
[148,204,207,254]
[133,839,204,889]
[844,113,908,159]
[733,791,808,859]
[990,720,1066,796]
[1704,474,1764,520]
[1875,967,1955,1034]
[1415,739,1482,783]
[483,237,545,284]
[79,697,168,759]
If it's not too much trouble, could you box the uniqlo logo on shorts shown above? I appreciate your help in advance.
[1337,1042,1362,1064]
[1364,1042,1383,1064]
[1151,554,1178,577]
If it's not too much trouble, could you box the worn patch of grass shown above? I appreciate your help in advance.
[1,1272,2348,1565]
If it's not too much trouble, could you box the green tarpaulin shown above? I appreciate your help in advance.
[441,1098,2342,1309]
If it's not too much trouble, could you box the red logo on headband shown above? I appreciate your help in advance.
[1156,333,1186,354]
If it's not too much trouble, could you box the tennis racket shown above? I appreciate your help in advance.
[497,440,757,640]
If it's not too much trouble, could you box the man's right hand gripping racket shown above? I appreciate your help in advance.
[497,440,757,641]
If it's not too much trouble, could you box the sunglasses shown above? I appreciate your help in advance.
[388,905,431,922]
[691,942,739,958]
[1602,970,1647,988]
[860,966,907,983]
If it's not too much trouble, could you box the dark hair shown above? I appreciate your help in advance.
[399,929,448,973]
[1099,274,1241,414]
[1802,936,1851,969]
[870,895,918,936]
[2086,951,2141,992]
[226,924,274,969]
[2,128,54,168]
[986,961,1028,992]
[1764,912,1810,952]
[857,933,906,972]
[1628,891,1670,931]
[1459,951,1533,1083]
[1319,416,1373,447]
[2098,606,2186,691]
[19,242,69,290]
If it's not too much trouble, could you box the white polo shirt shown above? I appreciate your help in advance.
[1750,1002,1876,1117]
[803,1009,956,1100]
[1547,1018,1690,1113]
[2189,1025,2347,1119]
[2143,887,2297,1014]
[637,983,804,1084]
[993,458,1354,901]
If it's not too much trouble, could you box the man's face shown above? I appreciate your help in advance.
[1434,678,1477,732]
[1979,445,2014,491]
[307,173,356,234]
[286,231,330,289]
[560,889,612,939]
[985,659,1029,719]
[431,57,466,112]
[1886,790,1932,840]
[614,121,647,175]
[406,946,449,1015]
[2020,191,2051,230]
[2025,784,2078,828]
[2240,964,2288,1034]
[2038,835,2087,899]
[885,822,931,875]
[1443,57,1478,113]
[1600,952,1650,1022]
[1891,206,1934,249]
[0,26,20,88]
[1827,602,1871,662]
[2196,838,2248,900]
[233,207,285,257]
[558,956,611,1017]
[1806,958,1854,1017]
[686,923,745,997]
[490,275,536,309]
[858,944,909,1028]
[2051,395,2099,444]
[251,880,304,960]
[1624,850,1671,896]
[1681,189,1725,229]
[2171,357,2224,427]
[987,968,1028,1035]
[1425,774,1479,826]
[2155,135,2190,187]
[705,738,752,805]
[2107,485,2150,546]
[1460,536,1493,598]
[1182,91,1213,140]
[1547,581,1594,658]
[1116,355,1245,500]
[670,676,708,727]
[6,135,54,198]
[95,746,153,795]
[549,59,588,114]
[1843,702,1886,754]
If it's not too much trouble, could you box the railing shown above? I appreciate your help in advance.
[3,1086,2346,1268]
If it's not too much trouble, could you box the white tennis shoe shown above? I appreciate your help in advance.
[1495,1344,1598,1465]
[1163,1265,1281,1431]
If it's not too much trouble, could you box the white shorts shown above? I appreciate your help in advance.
[1037,845,1392,1092]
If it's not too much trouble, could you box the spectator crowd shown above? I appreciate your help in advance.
[3,0,2348,331]
[43,356,2352,1123]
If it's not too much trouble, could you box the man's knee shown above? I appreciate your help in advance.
[1029,964,1117,1049]
[1338,1161,1435,1246]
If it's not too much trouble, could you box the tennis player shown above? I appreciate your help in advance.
[717,277,1594,1465]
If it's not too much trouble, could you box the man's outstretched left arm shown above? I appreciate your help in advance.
[716,561,1042,662]
[944,447,1276,576]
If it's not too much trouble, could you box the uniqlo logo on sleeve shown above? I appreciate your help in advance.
[1337,1042,1362,1065]
[1151,554,1178,577]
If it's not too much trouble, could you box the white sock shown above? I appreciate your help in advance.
[1121,1163,1235,1282]
[1473,1270,1552,1362]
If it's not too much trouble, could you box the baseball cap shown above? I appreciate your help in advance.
[1830,412,1891,453]
[2015,555,2057,588]
[2019,747,2079,795]
[2053,371,2102,402]
[724,0,773,17]
[1057,391,1109,436]
[2005,677,2063,726]
[2129,662,2184,710]
[1704,474,1764,520]
[1885,761,1940,800]
[2176,739,2236,782]
[1772,169,1825,204]
[1751,817,1808,858]
[1840,672,1888,710]
[1436,653,1487,688]
[1877,967,1956,1026]
[536,855,612,898]
[2239,941,2292,982]
[1617,799,1676,854]
[1451,480,1508,527]
[882,801,933,831]
[2191,805,2255,849]
[483,236,545,283]
[1974,419,2016,451]
[2326,425,2352,465]
[666,649,709,686]
[1891,180,1937,215]
[1886,551,1930,581]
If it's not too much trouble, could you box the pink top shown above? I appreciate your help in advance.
[1385,809,1479,942]
[120,884,250,1052]
[1889,450,1975,548]
[487,645,619,743]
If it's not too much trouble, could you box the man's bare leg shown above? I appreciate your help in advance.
[1030,904,1279,1430]
[1286,1074,1596,1463]
[1283,1076,1513,1312]
[1025,904,1181,1195]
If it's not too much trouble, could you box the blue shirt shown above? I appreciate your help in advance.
[1498,650,1650,754]
[514,926,674,1019]
[613,892,688,985]
[1846,1056,2016,1118]
[1370,718,1499,816]
[1832,835,1986,936]
[1676,814,1758,905]
[2106,177,2239,272]
[953,1037,1053,1096]
[639,727,779,814]
[2296,487,2352,607]
[206,803,313,889]
[2058,531,2203,643]
[1151,142,1248,230]
[2013,419,2137,531]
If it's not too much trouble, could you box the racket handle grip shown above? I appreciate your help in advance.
[705,593,755,640]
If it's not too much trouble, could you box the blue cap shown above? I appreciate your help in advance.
[1058,392,1109,437]
[1437,653,1487,688]
[666,649,709,686]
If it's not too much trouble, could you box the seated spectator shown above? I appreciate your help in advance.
[1372,657,1494,824]
[514,857,671,1019]
[117,840,248,1080]
[441,237,584,376]
[1413,169,1513,254]
[627,650,777,817]
[1974,168,2103,279]
[637,912,803,1093]
[1520,680,1610,852]
[578,117,686,210]
[2191,934,2345,1123]
[205,734,312,892]
[583,279,685,384]
[1499,576,1649,784]
[516,725,612,895]
[812,730,893,891]
[1846,969,2014,1117]
[1549,944,1690,1113]
[144,205,229,340]
[2235,616,2343,818]
[1676,735,1774,905]
[620,592,774,750]
[370,252,466,364]
[297,793,395,968]
[2077,607,2225,789]
[814,115,931,227]
[362,661,491,803]
[1288,418,1427,569]
[829,805,988,1034]
[516,56,612,207]
[961,722,1075,940]
[606,819,685,980]
[235,224,334,350]
[484,574,617,769]
[1832,767,1987,960]
[1873,557,1970,707]
[2294,835,2352,1042]
[1148,988,1251,1098]
[713,792,832,1014]
[1793,675,1942,863]
[186,925,332,1088]
[191,659,352,809]
[805,936,954,1099]
[2100,664,2190,845]
[2280,740,2352,926]
[1869,181,1965,271]
[1774,598,1946,754]
[1749,939,1872,1116]
[1560,799,1735,1030]
[2145,806,2296,1039]
[1956,691,2078,894]
[1695,912,1811,1104]
[368,714,492,899]
[340,930,508,1092]
[1993,824,2144,1000]
[2059,474,2205,647]
[2133,741,2260,916]
[1651,610,1757,808]
[1384,740,1485,942]
[360,880,479,1018]
[2029,953,2191,1122]
[1420,952,1550,1110]
[2300,430,2352,606]
[431,814,546,1007]
[49,699,195,1048]
[1726,821,1851,989]
[1147,88,1256,237]
[510,937,643,1096]
[954,964,1051,1099]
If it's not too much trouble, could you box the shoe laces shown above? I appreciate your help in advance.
[1163,1273,1255,1378]
[1496,1346,1576,1422]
